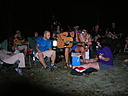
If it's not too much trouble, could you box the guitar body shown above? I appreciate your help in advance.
[57,35,73,48]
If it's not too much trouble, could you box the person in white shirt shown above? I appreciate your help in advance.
[0,44,25,75]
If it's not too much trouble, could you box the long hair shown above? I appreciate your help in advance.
[97,37,107,49]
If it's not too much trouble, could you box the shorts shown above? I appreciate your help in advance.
[36,50,54,58]
[98,62,113,70]
[12,45,27,51]
[71,45,78,50]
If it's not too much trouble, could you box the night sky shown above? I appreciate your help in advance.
[0,0,128,42]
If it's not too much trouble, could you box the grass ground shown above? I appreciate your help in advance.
[0,52,128,96]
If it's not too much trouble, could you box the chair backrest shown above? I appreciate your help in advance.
[0,39,8,51]
[28,36,42,50]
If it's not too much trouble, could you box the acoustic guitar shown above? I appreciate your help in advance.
[57,35,87,48]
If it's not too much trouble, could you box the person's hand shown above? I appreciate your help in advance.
[7,53,14,56]
[99,55,103,60]
[62,41,65,46]
[38,51,42,54]
[84,48,88,52]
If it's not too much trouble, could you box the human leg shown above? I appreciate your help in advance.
[17,53,25,68]
[51,50,56,64]
[65,47,70,64]
[23,45,28,59]
[42,50,56,64]
[3,53,25,75]
[37,52,47,66]
[80,58,98,63]
[71,62,100,70]
[3,53,25,68]
[75,46,86,63]
[18,45,28,59]
[43,50,59,70]
[64,47,70,68]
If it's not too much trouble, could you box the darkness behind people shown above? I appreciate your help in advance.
[0,0,128,42]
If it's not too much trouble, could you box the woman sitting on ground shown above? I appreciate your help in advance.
[70,37,113,70]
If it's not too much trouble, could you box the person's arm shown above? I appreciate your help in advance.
[98,51,110,61]
[48,48,52,50]
[52,33,56,39]
[57,32,68,45]
[7,53,14,56]
[47,40,52,50]
[3,49,14,56]
[36,44,42,53]
[86,35,92,45]
[84,36,92,51]
[78,33,85,46]
[75,31,80,42]
[99,55,110,61]
[21,37,28,45]
[57,32,68,41]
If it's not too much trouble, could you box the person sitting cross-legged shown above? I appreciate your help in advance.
[70,37,113,71]
[35,30,59,70]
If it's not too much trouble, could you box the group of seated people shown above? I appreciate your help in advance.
[0,22,124,75]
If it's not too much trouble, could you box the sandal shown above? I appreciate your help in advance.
[64,63,72,69]
[63,63,70,68]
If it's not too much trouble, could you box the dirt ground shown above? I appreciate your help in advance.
[0,52,128,96]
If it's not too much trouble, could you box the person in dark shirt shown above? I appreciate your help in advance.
[70,37,113,70]
[57,29,86,68]
[108,22,122,39]
[90,25,104,42]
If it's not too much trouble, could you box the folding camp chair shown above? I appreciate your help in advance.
[0,59,19,77]
[28,48,51,71]
[27,37,41,68]
[27,37,51,71]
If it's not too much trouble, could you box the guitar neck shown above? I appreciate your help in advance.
[70,41,86,43]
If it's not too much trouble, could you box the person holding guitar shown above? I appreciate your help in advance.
[57,29,86,68]
[70,37,113,70]
[13,30,28,59]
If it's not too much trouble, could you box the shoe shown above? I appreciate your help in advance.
[44,66,50,70]
[83,68,98,74]
[70,68,83,76]
[18,69,23,75]
[51,65,60,69]
[64,63,70,68]
[44,66,55,71]
[15,68,23,75]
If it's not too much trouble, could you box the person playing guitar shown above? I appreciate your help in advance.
[57,29,86,68]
